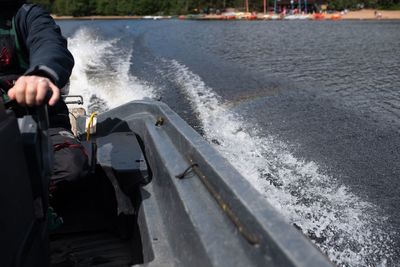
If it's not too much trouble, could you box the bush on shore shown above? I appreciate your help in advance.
[28,0,400,16]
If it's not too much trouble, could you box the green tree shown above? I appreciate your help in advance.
[116,0,135,15]
[29,0,53,11]
[133,0,161,15]
[28,0,400,15]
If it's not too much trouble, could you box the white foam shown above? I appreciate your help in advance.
[167,59,396,267]
[67,27,155,112]
[64,27,396,265]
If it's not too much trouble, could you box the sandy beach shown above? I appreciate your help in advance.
[341,9,400,19]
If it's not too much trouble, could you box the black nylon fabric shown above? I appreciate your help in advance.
[1,3,74,89]
[15,4,74,88]
[0,4,22,19]
[49,127,89,184]
[0,17,28,78]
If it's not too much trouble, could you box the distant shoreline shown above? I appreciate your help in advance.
[52,9,400,21]
[52,15,143,20]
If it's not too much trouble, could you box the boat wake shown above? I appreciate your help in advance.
[164,59,396,267]
[67,27,155,113]
[64,26,396,267]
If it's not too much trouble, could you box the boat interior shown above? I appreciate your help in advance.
[0,99,334,267]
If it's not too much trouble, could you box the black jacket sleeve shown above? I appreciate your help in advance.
[14,4,74,89]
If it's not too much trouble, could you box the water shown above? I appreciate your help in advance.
[57,19,400,266]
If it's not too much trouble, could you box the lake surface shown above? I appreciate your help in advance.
[58,19,400,267]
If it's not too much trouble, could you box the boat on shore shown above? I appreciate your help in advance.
[284,14,311,20]
[312,13,326,20]
[1,99,334,266]
[50,9,400,21]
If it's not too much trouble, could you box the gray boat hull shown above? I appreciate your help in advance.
[82,100,333,267]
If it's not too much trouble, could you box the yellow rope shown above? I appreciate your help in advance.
[86,112,97,141]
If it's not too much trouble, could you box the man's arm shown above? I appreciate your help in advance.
[18,4,74,88]
[8,4,74,106]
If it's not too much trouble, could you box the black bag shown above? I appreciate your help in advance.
[49,127,89,186]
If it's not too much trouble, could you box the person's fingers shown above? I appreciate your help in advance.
[25,78,37,106]
[35,78,49,105]
[7,86,16,100]
[7,76,60,106]
[47,81,60,106]
[10,78,27,105]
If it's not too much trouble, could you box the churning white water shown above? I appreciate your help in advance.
[165,59,395,267]
[67,27,155,112]
[65,27,395,267]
